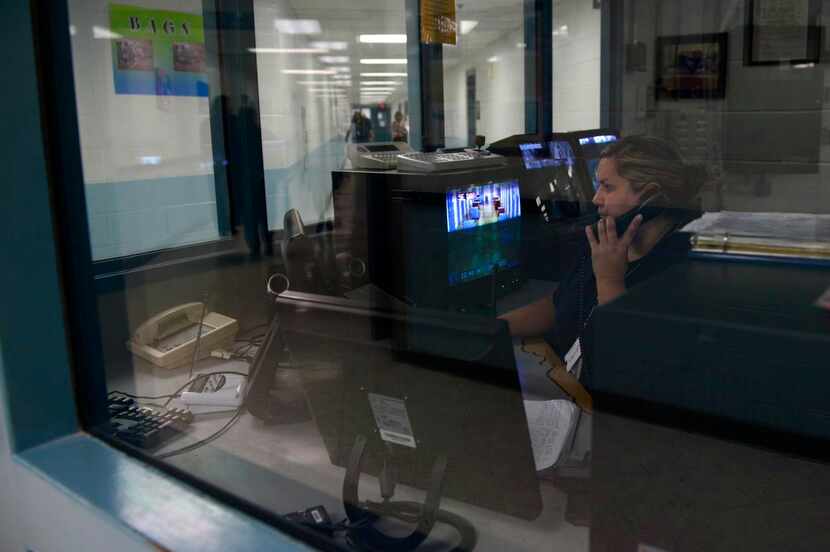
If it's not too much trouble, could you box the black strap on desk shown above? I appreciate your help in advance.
[343,435,449,552]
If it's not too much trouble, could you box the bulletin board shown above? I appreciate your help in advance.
[109,3,208,97]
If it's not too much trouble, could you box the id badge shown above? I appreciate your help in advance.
[564,338,582,374]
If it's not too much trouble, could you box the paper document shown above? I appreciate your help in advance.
[682,211,830,243]
[523,399,578,471]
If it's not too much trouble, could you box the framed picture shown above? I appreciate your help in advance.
[655,33,728,100]
[744,0,822,65]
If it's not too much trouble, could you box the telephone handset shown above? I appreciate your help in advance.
[127,302,238,369]
[591,192,669,239]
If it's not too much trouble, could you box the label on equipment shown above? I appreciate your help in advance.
[368,393,417,448]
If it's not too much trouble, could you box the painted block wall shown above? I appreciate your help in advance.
[68,0,220,260]
[619,0,830,216]
[443,27,526,148]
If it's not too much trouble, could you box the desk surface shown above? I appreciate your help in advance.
[145,357,587,552]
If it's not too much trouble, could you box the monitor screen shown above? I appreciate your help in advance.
[519,140,576,170]
[578,134,618,190]
[445,180,521,285]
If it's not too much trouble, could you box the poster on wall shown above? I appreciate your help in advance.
[109,3,208,97]
[655,33,728,100]
[421,0,457,45]
[744,0,821,65]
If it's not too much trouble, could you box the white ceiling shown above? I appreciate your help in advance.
[256,0,523,102]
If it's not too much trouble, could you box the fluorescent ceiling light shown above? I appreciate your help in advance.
[333,66,351,73]
[275,19,321,34]
[361,72,407,77]
[249,47,328,54]
[487,56,499,63]
[460,20,478,34]
[92,26,123,39]
[310,41,348,50]
[298,81,352,87]
[516,42,526,48]
[359,34,407,44]
[282,69,336,75]
[360,81,401,86]
[319,56,349,64]
[332,74,352,80]
[360,88,395,92]
[360,58,407,65]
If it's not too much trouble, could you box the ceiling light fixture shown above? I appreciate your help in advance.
[310,41,348,50]
[282,69,336,75]
[360,81,400,87]
[274,19,321,34]
[358,34,407,44]
[319,56,350,64]
[92,26,123,39]
[249,48,328,54]
[360,72,407,77]
[360,58,407,65]
[460,20,478,34]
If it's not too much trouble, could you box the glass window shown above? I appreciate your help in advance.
[443,1,525,148]
[68,0,224,260]
[254,1,410,231]
[50,0,830,550]
[552,0,601,131]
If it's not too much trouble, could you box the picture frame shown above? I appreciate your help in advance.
[744,0,822,66]
[655,33,728,100]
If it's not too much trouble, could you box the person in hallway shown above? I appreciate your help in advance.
[501,135,707,379]
[391,110,408,142]
[345,111,373,143]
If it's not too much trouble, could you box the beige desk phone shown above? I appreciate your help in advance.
[126,302,239,369]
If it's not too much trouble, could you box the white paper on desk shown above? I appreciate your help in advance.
[523,399,578,471]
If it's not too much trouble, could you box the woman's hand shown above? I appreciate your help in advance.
[585,215,642,304]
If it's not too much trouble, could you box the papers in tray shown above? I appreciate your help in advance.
[683,211,830,260]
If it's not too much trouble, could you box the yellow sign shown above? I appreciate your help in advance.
[420,0,457,45]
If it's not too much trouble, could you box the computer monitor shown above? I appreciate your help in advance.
[571,129,619,191]
[519,139,577,171]
[275,290,543,520]
[445,178,521,286]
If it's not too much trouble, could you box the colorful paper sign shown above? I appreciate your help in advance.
[109,4,208,97]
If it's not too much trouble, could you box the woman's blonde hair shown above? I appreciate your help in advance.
[600,135,708,211]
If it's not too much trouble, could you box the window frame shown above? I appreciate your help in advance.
[10,0,562,548]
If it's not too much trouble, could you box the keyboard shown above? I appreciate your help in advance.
[358,151,401,170]
[396,151,507,172]
[107,395,193,449]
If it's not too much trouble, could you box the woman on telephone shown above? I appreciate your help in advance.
[502,135,707,372]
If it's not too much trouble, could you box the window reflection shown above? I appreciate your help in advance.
[55,0,830,550]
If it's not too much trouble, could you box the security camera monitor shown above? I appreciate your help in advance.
[445,179,522,286]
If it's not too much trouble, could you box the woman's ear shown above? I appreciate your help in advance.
[637,181,662,201]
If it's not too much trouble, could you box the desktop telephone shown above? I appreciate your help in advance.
[126,302,239,369]
[346,141,413,170]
